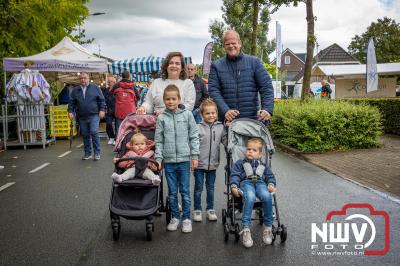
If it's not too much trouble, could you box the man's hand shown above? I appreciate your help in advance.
[231,187,240,197]
[99,111,105,119]
[268,183,276,193]
[258,110,271,121]
[224,109,240,122]
[68,112,74,121]
[191,160,198,171]
[136,107,146,114]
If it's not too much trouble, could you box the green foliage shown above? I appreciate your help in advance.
[343,98,400,135]
[348,17,400,63]
[208,0,276,62]
[270,100,382,152]
[0,0,89,59]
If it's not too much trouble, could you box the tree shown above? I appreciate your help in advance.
[348,17,400,63]
[208,0,276,62]
[301,0,315,101]
[0,0,90,60]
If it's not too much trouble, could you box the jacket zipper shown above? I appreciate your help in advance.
[207,123,213,171]
[173,113,177,162]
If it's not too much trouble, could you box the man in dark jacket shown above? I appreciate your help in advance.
[187,64,208,123]
[112,71,140,136]
[320,79,332,99]
[68,72,105,160]
[208,30,274,122]
[101,76,116,145]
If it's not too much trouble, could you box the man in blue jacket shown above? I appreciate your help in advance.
[208,30,274,122]
[68,72,106,160]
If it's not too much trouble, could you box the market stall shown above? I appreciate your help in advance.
[2,36,108,149]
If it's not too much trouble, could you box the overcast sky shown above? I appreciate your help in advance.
[83,0,399,64]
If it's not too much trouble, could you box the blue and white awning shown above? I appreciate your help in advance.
[109,56,192,77]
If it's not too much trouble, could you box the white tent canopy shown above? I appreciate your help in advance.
[313,63,400,77]
[3,36,108,73]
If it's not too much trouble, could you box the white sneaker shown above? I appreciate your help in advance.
[167,218,180,231]
[182,219,192,233]
[240,228,253,248]
[206,209,218,221]
[263,226,273,245]
[112,140,116,145]
[193,210,202,222]
[107,138,114,145]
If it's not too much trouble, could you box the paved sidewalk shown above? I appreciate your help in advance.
[276,134,400,199]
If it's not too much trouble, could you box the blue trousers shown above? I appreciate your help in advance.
[164,162,191,220]
[79,115,100,156]
[193,169,216,210]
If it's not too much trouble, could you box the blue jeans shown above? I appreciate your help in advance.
[164,162,191,220]
[240,180,273,228]
[194,169,216,210]
[79,115,100,156]
[192,108,201,124]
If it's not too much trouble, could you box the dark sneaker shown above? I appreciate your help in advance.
[94,154,101,161]
[82,154,92,160]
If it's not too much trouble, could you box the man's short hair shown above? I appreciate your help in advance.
[223,30,241,44]
[122,70,130,79]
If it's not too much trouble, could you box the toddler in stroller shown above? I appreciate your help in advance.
[111,132,161,185]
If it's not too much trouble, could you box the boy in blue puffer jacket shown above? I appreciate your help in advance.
[155,84,199,233]
[229,137,276,248]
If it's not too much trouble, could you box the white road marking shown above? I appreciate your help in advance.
[29,163,50,173]
[0,182,15,192]
[76,144,83,148]
[58,151,72,158]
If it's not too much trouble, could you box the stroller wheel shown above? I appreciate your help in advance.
[146,224,153,241]
[165,197,171,225]
[222,209,227,225]
[258,209,264,225]
[234,224,240,243]
[224,224,229,243]
[112,222,121,241]
[280,224,287,243]
[271,224,277,243]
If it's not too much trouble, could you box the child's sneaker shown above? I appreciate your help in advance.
[240,228,253,248]
[167,218,180,231]
[206,209,218,221]
[193,210,202,222]
[263,226,273,245]
[182,219,192,233]
[152,176,161,185]
[111,173,123,183]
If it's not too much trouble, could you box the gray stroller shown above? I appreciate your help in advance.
[222,118,287,243]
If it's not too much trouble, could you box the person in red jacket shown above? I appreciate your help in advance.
[112,70,140,136]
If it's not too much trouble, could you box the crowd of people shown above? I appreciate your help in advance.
[67,30,277,248]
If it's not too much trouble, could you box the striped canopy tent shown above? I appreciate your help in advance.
[109,56,192,82]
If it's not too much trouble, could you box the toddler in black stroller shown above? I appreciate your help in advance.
[222,118,287,247]
[109,114,163,241]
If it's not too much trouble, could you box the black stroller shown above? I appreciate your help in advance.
[109,114,164,241]
[222,118,287,243]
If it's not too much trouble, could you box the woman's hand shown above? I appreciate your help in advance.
[136,107,146,114]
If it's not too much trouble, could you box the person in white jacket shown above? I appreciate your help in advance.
[137,52,196,115]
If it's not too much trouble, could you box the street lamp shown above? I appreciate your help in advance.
[78,12,106,40]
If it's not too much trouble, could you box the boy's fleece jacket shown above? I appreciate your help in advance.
[155,108,199,163]
[229,158,276,187]
[117,140,155,169]
[197,121,227,170]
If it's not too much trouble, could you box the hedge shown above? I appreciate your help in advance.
[270,100,382,152]
[342,98,400,135]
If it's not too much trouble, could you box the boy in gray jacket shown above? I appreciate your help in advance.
[155,85,199,233]
[193,99,227,222]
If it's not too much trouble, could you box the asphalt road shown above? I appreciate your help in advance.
[0,138,398,265]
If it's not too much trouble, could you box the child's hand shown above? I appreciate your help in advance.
[112,157,119,164]
[268,183,276,193]
[191,160,198,171]
[231,187,241,198]
[149,163,158,171]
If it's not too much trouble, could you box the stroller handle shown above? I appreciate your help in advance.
[115,157,160,171]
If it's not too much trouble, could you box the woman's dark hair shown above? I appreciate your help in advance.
[160,51,187,80]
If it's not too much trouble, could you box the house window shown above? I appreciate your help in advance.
[284,56,290,64]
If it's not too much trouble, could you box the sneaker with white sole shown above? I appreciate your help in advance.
[182,219,192,233]
[240,228,253,248]
[82,154,92,160]
[263,226,273,245]
[206,209,218,221]
[167,218,180,231]
[193,210,202,222]
[107,138,114,145]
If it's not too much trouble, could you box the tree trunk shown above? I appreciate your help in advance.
[302,0,315,101]
[251,0,259,55]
